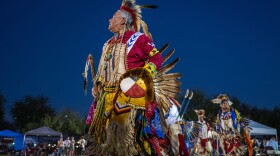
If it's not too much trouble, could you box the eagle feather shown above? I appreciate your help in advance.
[158,57,180,75]
[162,48,175,64]
[159,43,170,54]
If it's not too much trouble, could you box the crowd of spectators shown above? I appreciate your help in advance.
[252,136,279,155]
[55,136,86,156]
[25,136,87,156]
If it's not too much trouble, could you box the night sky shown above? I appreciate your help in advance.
[1,0,280,120]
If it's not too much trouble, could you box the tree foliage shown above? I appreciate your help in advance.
[3,90,279,138]
[41,108,85,137]
[11,95,55,132]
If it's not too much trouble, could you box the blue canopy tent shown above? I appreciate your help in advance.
[0,130,25,151]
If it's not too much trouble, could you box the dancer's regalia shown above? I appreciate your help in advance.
[212,94,253,156]
[83,0,183,155]
[193,109,213,156]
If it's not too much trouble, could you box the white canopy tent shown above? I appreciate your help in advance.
[249,120,278,140]
[24,126,63,143]
[25,126,62,137]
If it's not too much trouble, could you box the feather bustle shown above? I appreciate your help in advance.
[154,86,180,92]
[155,89,178,99]
[156,93,173,108]
[154,80,181,87]
[154,73,182,82]
[156,96,168,112]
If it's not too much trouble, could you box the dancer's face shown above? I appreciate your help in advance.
[109,10,126,33]
[220,101,230,112]
[198,115,204,122]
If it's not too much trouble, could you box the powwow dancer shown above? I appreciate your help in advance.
[165,90,202,156]
[83,0,183,155]
[211,94,253,156]
[193,109,213,156]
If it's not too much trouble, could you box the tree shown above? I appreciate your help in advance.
[181,89,213,120]
[41,108,85,137]
[59,108,85,137]
[11,95,55,132]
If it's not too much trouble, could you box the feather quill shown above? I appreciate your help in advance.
[154,80,181,87]
[156,92,173,108]
[140,5,159,9]
[156,89,178,99]
[141,20,152,40]
[162,48,175,64]
[154,86,180,92]
[156,96,168,112]
[154,73,182,82]
[159,43,170,54]
[158,57,180,75]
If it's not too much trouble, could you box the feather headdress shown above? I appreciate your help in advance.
[211,94,233,106]
[194,109,205,117]
[120,0,158,32]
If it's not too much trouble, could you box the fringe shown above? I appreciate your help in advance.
[86,108,139,156]
[89,92,107,143]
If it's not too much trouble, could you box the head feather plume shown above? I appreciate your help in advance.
[120,0,158,32]
[121,0,142,31]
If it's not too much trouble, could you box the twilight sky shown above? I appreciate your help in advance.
[1,0,280,119]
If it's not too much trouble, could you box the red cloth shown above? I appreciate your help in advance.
[200,138,208,148]
[178,134,189,156]
[108,31,163,70]
[149,136,162,156]
[145,101,157,120]
[212,140,218,150]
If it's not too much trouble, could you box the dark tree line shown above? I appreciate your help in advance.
[0,91,14,130]
[11,95,55,132]
[0,91,85,137]
[0,90,279,137]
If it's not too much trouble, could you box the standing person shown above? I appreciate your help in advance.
[193,109,213,156]
[252,137,259,148]
[266,137,278,151]
[69,137,75,156]
[260,138,267,154]
[212,94,253,156]
[63,137,70,155]
[252,137,260,155]
[84,0,182,155]
[77,136,86,154]
[57,138,64,156]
